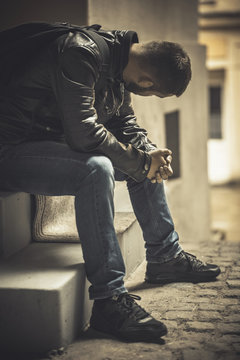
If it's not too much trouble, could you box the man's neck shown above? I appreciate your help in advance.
[122,43,141,84]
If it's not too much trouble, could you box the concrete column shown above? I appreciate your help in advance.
[226,37,240,181]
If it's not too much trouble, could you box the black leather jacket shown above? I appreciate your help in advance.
[0,27,156,181]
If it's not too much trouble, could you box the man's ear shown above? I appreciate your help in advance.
[138,78,154,88]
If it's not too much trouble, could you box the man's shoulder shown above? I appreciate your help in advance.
[58,27,132,56]
[57,28,114,66]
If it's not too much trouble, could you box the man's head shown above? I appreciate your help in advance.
[123,40,192,98]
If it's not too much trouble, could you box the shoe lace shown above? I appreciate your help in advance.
[183,251,206,270]
[116,293,150,321]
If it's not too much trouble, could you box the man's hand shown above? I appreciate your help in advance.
[147,149,173,183]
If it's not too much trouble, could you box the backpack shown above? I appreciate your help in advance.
[0,22,110,92]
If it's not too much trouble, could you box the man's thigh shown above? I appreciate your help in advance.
[0,141,110,195]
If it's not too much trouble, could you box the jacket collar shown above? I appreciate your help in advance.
[111,30,139,83]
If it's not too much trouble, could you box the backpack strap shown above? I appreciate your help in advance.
[0,22,111,92]
[81,29,110,74]
[51,23,111,75]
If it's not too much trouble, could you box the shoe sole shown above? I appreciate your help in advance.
[90,324,168,342]
[90,310,168,341]
[145,269,221,284]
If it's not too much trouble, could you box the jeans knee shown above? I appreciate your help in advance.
[87,155,114,183]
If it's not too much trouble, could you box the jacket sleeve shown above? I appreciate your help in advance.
[106,90,157,152]
[52,45,151,182]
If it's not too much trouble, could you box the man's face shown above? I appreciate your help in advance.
[124,81,173,98]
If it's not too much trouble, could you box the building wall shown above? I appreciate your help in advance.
[199,0,240,184]
[89,0,210,243]
[88,0,198,42]
[0,0,88,30]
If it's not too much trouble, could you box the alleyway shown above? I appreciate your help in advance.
[43,183,240,360]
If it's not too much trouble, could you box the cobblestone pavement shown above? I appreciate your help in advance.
[44,238,239,360]
[3,186,239,360]
[45,185,239,360]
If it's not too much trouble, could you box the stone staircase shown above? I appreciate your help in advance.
[0,192,145,353]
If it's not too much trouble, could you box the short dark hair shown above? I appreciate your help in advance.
[140,41,192,97]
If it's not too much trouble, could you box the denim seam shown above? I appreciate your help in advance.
[92,168,108,270]
[89,285,127,300]
[143,180,161,234]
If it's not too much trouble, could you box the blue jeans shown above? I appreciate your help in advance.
[0,141,182,299]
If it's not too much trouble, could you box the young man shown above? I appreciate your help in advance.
[0,23,220,341]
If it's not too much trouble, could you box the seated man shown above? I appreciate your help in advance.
[0,22,220,342]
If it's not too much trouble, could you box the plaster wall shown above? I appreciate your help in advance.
[200,31,240,184]
[89,0,210,242]
[88,0,198,42]
[0,0,88,30]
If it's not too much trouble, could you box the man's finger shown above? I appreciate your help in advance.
[155,171,162,183]
[166,155,172,164]
[163,164,173,176]
[162,149,172,156]
[159,166,168,180]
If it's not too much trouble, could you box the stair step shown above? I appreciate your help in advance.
[0,212,144,353]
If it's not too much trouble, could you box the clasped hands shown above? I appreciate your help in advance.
[147,148,173,183]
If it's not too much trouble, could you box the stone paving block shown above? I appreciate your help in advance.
[163,283,195,291]
[219,255,239,260]
[218,354,240,360]
[165,340,203,351]
[164,311,195,321]
[169,304,198,311]
[223,315,240,323]
[219,334,240,343]
[179,333,208,344]
[228,274,240,280]
[228,305,240,313]
[182,349,217,360]
[233,264,240,272]
[185,296,214,303]
[219,262,237,267]
[218,298,239,305]
[197,310,222,320]
[227,280,240,289]
[163,320,178,330]
[220,324,240,335]
[223,290,240,298]
[198,303,225,311]
[232,342,240,353]
[219,254,240,259]
[197,281,225,289]
[231,267,240,272]
[187,321,216,332]
[206,341,234,353]
[198,289,219,297]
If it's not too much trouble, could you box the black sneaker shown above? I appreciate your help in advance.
[90,293,167,341]
[145,251,221,284]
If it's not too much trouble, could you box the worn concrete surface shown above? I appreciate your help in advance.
[2,184,240,360]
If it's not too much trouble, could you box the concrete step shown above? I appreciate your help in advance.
[0,212,144,353]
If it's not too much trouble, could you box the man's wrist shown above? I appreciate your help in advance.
[142,152,152,176]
